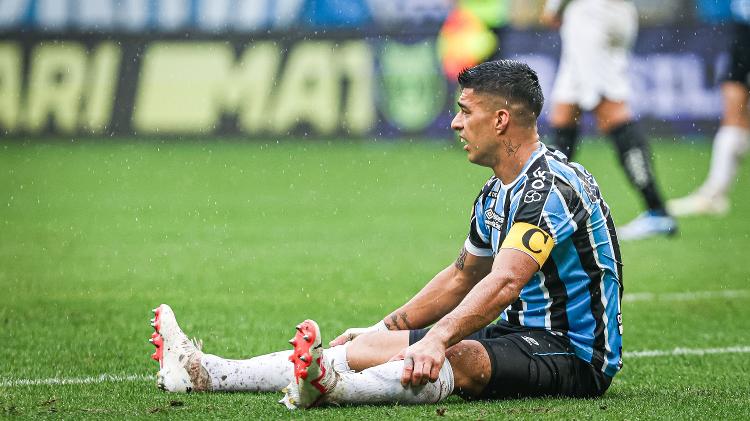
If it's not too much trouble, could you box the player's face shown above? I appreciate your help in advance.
[451,88,500,167]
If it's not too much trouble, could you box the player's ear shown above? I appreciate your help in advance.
[495,109,510,134]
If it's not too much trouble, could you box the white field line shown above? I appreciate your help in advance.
[623,289,750,303]
[625,346,750,358]
[2,345,750,388]
[0,373,151,387]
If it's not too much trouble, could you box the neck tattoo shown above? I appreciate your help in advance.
[502,139,520,157]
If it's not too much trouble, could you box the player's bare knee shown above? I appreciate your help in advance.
[445,341,491,399]
[721,83,750,127]
[594,100,632,132]
[550,103,580,127]
[347,331,409,372]
[349,330,406,348]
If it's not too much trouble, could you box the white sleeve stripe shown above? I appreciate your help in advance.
[464,238,494,257]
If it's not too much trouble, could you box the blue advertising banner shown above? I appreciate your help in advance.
[0,0,451,33]
[0,25,731,138]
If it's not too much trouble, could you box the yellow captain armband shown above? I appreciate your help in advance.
[500,222,554,267]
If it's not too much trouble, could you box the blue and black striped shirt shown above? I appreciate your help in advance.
[464,143,623,377]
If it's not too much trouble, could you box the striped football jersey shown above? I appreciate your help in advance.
[465,143,623,377]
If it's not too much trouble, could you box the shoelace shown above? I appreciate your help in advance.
[191,337,203,351]
[176,336,203,354]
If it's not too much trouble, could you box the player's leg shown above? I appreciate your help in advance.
[322,340,490,404]
[198,352,294,392]
[547,18,584,161]
[409,323,611,399]
[548,102,582,160]
[282,321,612,409]
[595,100,677,240]
[699,82,750,196]
[280,319,489,409]
[668,82,750,216]
[710,23,750,188]
[597,100,668,214]
[149,304,295,392]
[150,304,360,393]
[331,325,488,376]
[344,330,410,371]
[474,332,611,399]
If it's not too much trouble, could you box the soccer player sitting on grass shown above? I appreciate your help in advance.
[149,60,623,409]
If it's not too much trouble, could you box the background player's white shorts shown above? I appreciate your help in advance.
[551,0,638,111]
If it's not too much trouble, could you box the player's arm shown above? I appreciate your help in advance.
[425,222,553,347]
[399,222,554,385]
[424,248,538,347]
[380,246,493,331]
[329,246,492,346]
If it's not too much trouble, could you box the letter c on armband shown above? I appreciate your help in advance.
[500,222,554,267]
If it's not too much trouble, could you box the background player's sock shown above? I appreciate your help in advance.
[326,360,454,405]
[609,121,667,212]
[551,125,580,159]
[200,346,353,392]
[698,125,750,197]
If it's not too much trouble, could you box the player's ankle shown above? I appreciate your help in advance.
[187,351,211,391]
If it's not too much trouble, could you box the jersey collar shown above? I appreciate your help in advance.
[498,142,547,190]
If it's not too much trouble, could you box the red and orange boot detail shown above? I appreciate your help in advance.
[148,304,204,392]
[279,320,336,409]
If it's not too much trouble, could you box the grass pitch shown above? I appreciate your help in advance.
[1,138,749,419]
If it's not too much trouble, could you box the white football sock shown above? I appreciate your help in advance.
[325,344,352,372]
[326,359,454,405]
[201,351,293,392]
[200,346,353,392]
[699,125,749,197]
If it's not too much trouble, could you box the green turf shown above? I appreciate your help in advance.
[1,138,749,419]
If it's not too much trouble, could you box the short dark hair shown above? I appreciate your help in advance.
[457,60,544,119]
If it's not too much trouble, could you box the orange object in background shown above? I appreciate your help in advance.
[437,6,498,81]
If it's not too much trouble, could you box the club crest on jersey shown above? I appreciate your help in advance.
[484,208,504,230]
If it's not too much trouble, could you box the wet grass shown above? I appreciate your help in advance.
[1,138,749,419]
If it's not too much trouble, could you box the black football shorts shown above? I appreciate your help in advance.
[409,321,612,399]
[726,22,750,86]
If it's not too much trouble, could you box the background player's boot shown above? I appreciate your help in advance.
[279,320,337,409]
[667,192,729,217]
[149,304,209,392]
[618,210,678,241]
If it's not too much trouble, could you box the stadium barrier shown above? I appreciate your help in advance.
[0,26,729,139]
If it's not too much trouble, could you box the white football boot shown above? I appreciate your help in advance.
[667,192,729,217]
[149,304,205,392]
[279,320,337,409]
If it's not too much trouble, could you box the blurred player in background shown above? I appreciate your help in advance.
[668,0,750,216]
[149,60,622,409]
[541,0,677,240]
